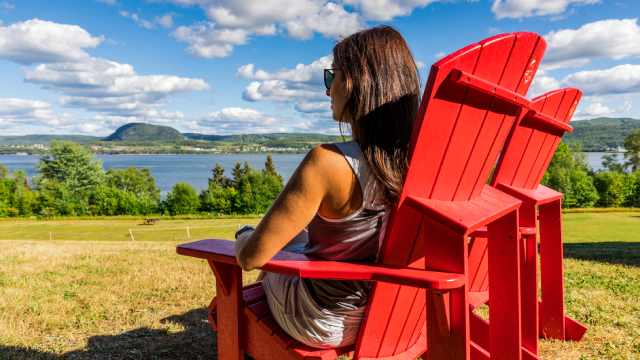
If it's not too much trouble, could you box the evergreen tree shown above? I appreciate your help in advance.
[231,161,243,187]
[263,154,276,175]
[624,129,640,172]
[0,164,9,179]
[262,154,284,185]
[244,161,252,176]
[35,140,105,193]
[209,162,229,187]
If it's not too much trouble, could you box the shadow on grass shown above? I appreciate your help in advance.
[0,308,218,360]
[564,242,640,267]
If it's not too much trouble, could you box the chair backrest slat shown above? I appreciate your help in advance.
[355,32,547,358]
[491,88,582,190]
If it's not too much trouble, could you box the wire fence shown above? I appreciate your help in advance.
[128,224,255,241]
[0,223,261,242]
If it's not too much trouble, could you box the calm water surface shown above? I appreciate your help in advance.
[0,154,305,198]
[0,152,613,198]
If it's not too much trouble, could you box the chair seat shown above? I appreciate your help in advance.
[208,282,356,360]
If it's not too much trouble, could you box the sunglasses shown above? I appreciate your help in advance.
[324,69,340,90]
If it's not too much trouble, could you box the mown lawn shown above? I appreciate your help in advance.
[0,213,638,359]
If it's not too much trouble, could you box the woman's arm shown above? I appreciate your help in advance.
[234,144,358,271]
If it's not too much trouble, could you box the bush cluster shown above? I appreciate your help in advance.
[3,131,640,217]
[539,141,640,208]
[0,141,283,218]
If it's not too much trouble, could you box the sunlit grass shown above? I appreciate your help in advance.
[0,214,638,359]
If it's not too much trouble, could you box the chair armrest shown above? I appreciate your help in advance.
[177,239,464,291]
[404,185,522,236]
[495,183,563,206]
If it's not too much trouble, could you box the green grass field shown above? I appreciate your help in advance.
[0,213,638,359]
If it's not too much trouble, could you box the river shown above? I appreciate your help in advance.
[0,152,615,198]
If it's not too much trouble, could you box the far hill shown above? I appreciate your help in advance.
[0,134,99,146]
[571,117,640,126]
[182,132,346,143]
[564,117,640,151]
[103,123,184,142]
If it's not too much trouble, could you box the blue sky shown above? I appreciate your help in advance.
[0,0,638,136]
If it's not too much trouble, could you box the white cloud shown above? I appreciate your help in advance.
[342,0,439,22]
[1,1,14,10]
[76,122,111,134]
[237,55,332,83]
[491,0,599,20]
[434,52,446,59]
[0,98,90,131]
[416,61,426,69]
[156,13,175,29]
[0,98,54,121]
[487,27,500,34]
[529,64,640,99]
[125,12,176,30]
[528,75,561,98]
[24,57,211,117]
[0,19,103,65]
[575,101,631,118]
[194,107,289,134]
[541,18,640,71]
[166,0,468,58]
[172,22,251,58]
[560,64,640,96]
[0,20,3,26]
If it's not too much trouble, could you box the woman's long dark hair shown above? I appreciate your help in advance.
[333,25,421,205]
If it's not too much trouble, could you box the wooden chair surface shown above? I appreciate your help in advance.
[356,31,546,359]
[491,88,582,190]
[177,31,555,360]
[467,88,589,352]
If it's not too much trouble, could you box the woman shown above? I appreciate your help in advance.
[234,25,421,349]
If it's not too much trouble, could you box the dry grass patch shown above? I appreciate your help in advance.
[0,217,639,359]
[0,240,260,359]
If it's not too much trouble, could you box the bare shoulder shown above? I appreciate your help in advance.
[304,143,352,176]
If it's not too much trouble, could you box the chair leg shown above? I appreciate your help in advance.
[423,216,470,360]
[487,209,522,360]
[519,204,539,354]
[519,234,539,354]
[209,260,245,360]
[538,200,565,340]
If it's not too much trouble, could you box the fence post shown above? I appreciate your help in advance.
[187,227,190,237]
[129,229,135,241]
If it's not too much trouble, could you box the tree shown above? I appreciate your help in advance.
[601,154,625,173]
[623,129,640,172]
[106,166,161,201]
[542,142,598,208]
[209,162,231,188]
[164,181,200,215]
[263,154,284,185]
[0,164,9,179]
[594,171,626,208]
[35,140,105,193]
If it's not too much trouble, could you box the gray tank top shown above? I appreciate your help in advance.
[300,141,391,310]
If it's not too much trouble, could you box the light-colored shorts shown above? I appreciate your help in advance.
[262,271,364,349]
[261,238,364,349]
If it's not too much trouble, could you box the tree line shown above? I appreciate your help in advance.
[0,141,283,218]
[540,129,640,208]
[1,130,640,218]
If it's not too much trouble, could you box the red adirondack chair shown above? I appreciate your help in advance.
[467,88,589,356]
[177,32,549,360]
